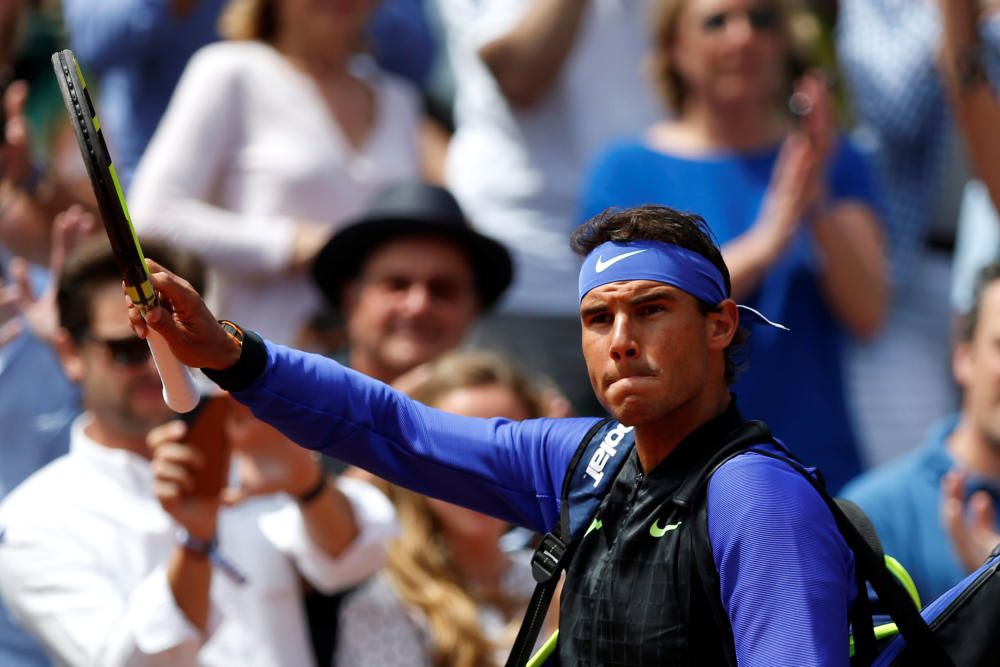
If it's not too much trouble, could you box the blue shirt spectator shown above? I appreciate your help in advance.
[841,417,975,603]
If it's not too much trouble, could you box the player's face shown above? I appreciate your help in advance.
[280,0,378,44]
[581,280,724,428]
[69,284,173,438]
[344,237,480,382]
[956,281,1000,449]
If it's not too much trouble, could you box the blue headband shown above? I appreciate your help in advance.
[578,240,787,330]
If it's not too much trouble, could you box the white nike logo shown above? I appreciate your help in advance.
[594,249,648,273]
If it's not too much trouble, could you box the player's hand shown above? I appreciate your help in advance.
[150,420,221,540]
[128,258,240,370]
[941,468,1000,572]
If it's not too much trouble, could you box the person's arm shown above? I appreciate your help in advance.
[148,423,222,633]
[258,476,398,593]
[61,0,198,70]
[477,0,591,107]
[938,0,1000,214]
[127,45,324,278]
[127,261,590,533]
[707,453,855,667]
[0,503,209,666]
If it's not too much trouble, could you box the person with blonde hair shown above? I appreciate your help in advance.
[129,0,423,347]
[335,351,546,667]
[581,0,887,492]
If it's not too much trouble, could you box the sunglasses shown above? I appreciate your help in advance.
[702,6,780,33]
[84,334,152,366]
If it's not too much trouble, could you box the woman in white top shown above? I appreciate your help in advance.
[335,352,551,667]
[129,0,422,346]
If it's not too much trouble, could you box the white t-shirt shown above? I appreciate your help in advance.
[129,41,422,344]
[440,0,662,315]
[0,415,397,667]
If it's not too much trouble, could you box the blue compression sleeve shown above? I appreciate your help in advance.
[708,450,856,667]
[232,341,596,533]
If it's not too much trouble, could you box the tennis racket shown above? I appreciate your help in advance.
[52,49,199,413]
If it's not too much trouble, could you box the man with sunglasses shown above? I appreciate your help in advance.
[0,237,396,667]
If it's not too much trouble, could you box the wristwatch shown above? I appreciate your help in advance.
[218,319,244,349]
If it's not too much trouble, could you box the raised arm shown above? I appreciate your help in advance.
[128,46,326,278]
[128,260,591,533]
[938,0,1000,214]
[476,0,591,107]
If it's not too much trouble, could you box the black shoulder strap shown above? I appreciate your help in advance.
[506,418,624,667]
[691,440,952,666]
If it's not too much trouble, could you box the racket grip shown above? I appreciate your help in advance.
[146,328,200,413]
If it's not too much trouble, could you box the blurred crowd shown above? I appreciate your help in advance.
[0,0,999,665]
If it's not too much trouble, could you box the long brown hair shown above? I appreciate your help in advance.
[218,0,278,42]
[383,352,544,667]
[648,0,814,113]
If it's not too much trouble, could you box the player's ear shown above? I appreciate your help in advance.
[706,299,738,351]
[54,328,84,383]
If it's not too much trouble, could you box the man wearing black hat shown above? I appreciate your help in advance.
[312,183,512,385]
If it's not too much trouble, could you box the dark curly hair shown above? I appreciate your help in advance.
[571,205,748,384]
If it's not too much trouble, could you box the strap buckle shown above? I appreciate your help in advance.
[531,532,568,584]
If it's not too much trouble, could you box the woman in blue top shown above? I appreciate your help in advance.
[580,0,887,491]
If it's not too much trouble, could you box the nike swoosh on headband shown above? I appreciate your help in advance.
[595,249,648,273]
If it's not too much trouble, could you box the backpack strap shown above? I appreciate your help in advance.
[676,422,952,666]
[507,418,634,667]
[742,448,953,666]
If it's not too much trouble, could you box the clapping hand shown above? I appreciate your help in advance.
[941,468,1000,572]
[221,400,324,506]
[0,204,95,347]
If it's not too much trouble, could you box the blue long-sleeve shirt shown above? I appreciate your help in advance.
[229,339,854,665]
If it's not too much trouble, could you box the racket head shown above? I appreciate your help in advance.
[51,49,156,309]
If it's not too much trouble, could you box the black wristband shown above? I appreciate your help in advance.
[296,468,328,505]
[201,324,267,393]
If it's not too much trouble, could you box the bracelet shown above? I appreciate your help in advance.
[957,44,988,91]
[174,527,248,585]
[175,526,217,558]
[296,462,328,505]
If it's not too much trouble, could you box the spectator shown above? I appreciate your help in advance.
[335,351,548,666]
[311,182,512,385]
[843,261,1000,603]
[128,0,424,346]
[61,0,228,190]
[436,0,662,415]
[62,0,435,190]
[836,0,1000,465]
[581,0,886,491]
[0,236,396,667]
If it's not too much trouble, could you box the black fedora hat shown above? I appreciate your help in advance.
[312,183,513,310]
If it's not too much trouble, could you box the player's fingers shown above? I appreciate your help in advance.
[153,443,205,472]
[125,290,150,339]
